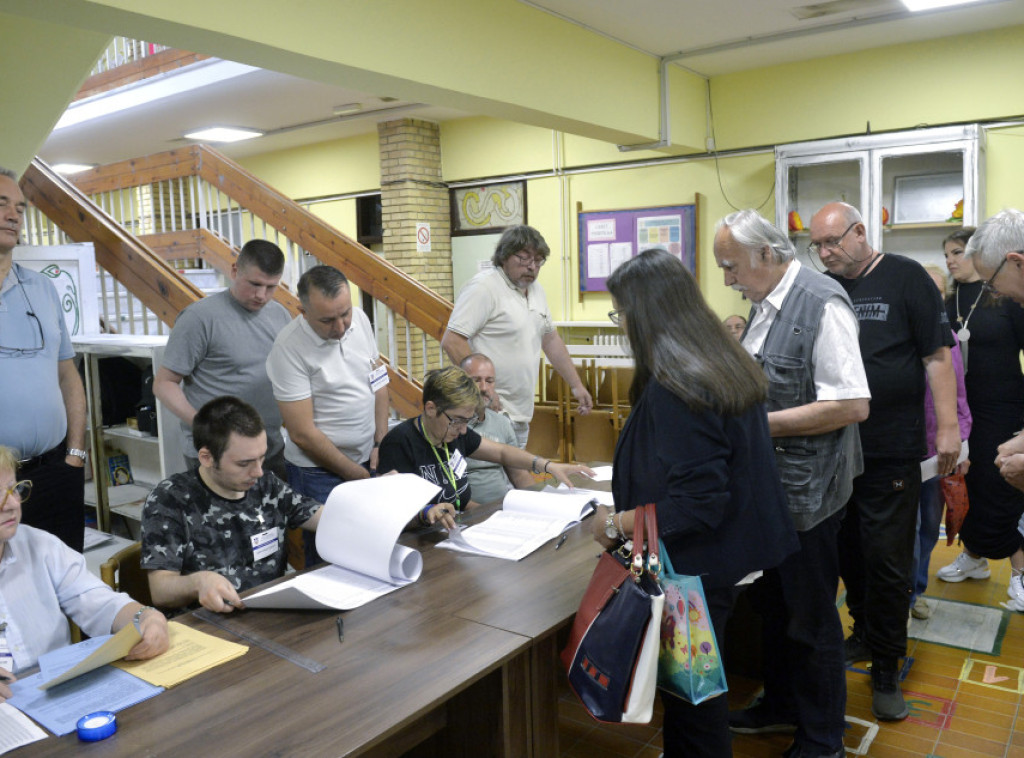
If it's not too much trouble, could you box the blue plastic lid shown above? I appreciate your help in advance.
[77,711,117,741]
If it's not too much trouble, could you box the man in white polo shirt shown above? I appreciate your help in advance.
[441,225,592,448]
[266,265,388,563]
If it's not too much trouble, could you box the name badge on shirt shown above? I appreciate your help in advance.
[250,527,280,562]
[449,449,467,478]
[368,364,389,392]
[0,623,13,673]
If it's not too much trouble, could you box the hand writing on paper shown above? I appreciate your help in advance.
[195,571,244,613]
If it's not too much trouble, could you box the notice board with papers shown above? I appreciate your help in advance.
[577,197,700,293]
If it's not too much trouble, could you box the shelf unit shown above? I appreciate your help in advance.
[74,335,186,534]
[776,124,985,274]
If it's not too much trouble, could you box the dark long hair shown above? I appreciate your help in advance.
[607,249,767,415]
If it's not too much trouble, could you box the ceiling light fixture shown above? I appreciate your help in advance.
[900,0,985,10]
[332,103,363,116]
[51,163,97,175]
[183,126,264,143]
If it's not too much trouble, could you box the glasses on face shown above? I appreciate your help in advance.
[1,480,32,507]
[511,252,546,269]
[807,222,858,258]
[441,410,474,430]
[982,252,1017,295]
[608,309,624,325]
[0,282,45,355]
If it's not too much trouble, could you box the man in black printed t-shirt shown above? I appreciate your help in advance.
[810,201,960,722]
[141,397,324,613]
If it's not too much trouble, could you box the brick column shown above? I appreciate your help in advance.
[378,118,451,381]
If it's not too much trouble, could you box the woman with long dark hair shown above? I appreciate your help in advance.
[937,227,1024,608]
[592,249,798,757]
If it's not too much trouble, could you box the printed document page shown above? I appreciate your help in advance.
[245,474,440,610]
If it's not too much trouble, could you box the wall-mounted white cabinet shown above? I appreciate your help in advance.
[776,125,984,274]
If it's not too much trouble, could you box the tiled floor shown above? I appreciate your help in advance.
[558,539,1024,757]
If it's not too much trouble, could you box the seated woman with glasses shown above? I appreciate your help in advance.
[0,445,169,703]
[378,366,593,529]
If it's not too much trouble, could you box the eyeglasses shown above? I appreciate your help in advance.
[981,252,1017,295]
[1,480,32,507]
[807,222,858,258]
[608,309,624,325]
[511,252,546,269]
[0,278,45,355]
[441,410,474,430]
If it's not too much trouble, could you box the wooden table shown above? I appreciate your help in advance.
[18,496,605,758]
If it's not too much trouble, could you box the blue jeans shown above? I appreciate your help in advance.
[286,463,348,567]
[911,477,943,602]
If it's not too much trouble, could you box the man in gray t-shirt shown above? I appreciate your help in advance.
[154,240,292,476]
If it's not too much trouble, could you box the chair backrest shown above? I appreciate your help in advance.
[100,541,153,607]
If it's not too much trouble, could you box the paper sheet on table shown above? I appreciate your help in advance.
[920,440,970,481]
[83,527,114,551]
[586,465,613,482]
[552,482,614,507]
[7,666,162,737]
[501,488,597,522]
[112,621,247,688]
[439,511,569,560]
[0,703,46,754]
[245,474,440,610]
[39,624,140,690]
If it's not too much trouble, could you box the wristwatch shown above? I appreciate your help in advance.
[133,606,157,634]
[67,448,88,463]
[604,515,619,540]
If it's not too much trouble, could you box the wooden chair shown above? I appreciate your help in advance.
[99,541,153,606]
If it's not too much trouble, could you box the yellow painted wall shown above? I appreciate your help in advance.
[237,133,380,199]
[986,125,1024,215]
[711,24,1024,151]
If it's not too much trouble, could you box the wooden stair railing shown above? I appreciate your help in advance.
[22,160,203,325]
[24,158,425,416]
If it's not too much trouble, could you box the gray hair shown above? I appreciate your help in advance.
[716,209,795,264]
[965,209,1024,270]
[491,225,550,267]
[297,264,348,307]
[0,167,16,181]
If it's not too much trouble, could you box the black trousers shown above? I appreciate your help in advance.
[18,448,86,552]
[749,511,847,754]
[661,584,737,758]
[838,457,921,661]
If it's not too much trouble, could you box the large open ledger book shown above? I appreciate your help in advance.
[245,474,440,610]
[437,488,596,561]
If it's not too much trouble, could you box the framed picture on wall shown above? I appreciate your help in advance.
[450,181,526,235]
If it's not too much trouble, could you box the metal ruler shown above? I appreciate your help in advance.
[192,608,326,674]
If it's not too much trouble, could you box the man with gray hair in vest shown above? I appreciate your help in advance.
[714,210,870,758]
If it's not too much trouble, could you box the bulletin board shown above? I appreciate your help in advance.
[577,200,698,293]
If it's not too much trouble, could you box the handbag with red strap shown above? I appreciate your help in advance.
[561,504,665,724]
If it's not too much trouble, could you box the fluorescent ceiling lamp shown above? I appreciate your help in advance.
[52,163,96,175]
[901,0,984,10]
[184,126,263,143]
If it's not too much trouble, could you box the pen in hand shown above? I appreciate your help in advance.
[336,616,344,644]
[555,534,568,550]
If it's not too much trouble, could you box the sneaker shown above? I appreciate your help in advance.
[936,551,991,583]
[911,596,932,619]
[870,658,909,721]
[1007,572,1024,612]
[844,629,870,666]
[728,702,797,734]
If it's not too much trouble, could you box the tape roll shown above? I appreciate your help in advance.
[77,711,117,741]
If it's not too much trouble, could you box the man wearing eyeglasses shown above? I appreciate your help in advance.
[442,225,592,448]
[714,210,869,758]
[266,265,389,565]
[810,201,960,722]
[0,168,88,553]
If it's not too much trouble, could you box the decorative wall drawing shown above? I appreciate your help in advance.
[13,243,101,336]
[451,181,526,233]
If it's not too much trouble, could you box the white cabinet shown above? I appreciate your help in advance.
[74,335,186,534]
[776,125,984,273]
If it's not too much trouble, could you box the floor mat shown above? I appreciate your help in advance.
[908,597,1010,655]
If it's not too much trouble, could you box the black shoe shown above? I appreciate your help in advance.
[783,745,845,758]
[871,657,909,721]
[727,702,797,734]
[843,629,870,666]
